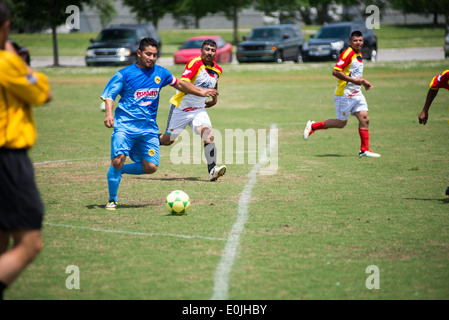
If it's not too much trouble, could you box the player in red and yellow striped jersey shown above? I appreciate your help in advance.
[303,31,380,158]
[160,39,226,181]
[418,70,449,125]
[418,70,449,196]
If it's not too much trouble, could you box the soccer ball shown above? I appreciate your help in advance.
[165,190,190,215]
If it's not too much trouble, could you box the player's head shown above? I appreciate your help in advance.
[0,0,11,50]
[349,30,364,52]
[201,39,217,65]
[137,37,158,69]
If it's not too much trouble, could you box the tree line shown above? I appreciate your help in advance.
[5,0,449,66]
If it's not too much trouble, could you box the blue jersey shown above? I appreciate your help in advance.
[101,63,178,134]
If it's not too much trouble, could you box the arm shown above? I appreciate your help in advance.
[173,79,218,98]
[332,69,373,90]
[418,88,438,125]
[103,99,115,128]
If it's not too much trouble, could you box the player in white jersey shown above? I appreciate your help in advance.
[160,39,226,181]
[303,31,381,158]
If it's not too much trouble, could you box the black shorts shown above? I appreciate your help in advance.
[0,148,44,232]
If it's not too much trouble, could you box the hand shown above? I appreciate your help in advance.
[357,78,373,90]
[203,88,218,98]
[104,114,114,128]
[418,110,428,125]
[205,96,217,108]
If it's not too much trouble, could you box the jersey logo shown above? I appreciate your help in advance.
[148,149,156,157]
[155,76,161,84]
[134,88,160,100]
[183,70,192,76]
[336,59,344,66]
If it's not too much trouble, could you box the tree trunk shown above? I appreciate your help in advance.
[51,25,59,67]
[232,6,238,45]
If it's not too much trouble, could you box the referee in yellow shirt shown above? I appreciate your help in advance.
[0,1,52,299]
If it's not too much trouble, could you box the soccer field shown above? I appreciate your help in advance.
[6,60,449,301]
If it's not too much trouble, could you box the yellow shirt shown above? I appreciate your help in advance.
[0,50,50,149]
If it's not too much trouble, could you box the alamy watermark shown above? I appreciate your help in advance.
[65,265,80,290]
[65,5,80,30]
[168,128,278,175]
[365,265,380,289]
[366,5,380,30]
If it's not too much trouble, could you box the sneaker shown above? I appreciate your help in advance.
[105,200,117,210]
[303,120,315,140]
[209,165,227,181]
[359,150,381,158]
[445,186,449,196]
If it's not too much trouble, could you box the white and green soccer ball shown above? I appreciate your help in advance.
[165,190,190,215]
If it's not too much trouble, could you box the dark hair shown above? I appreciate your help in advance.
[351,30,363,39]
[0,0,10,28]
[202,39,217,49]
[138,37,159,52]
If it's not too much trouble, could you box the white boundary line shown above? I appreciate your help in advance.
[211,123,278,300]
[44,222,226,241]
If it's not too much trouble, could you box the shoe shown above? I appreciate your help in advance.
[209,165,227,181]
[359,150,381,158]
[105,200,117,210]
[445,186,449,196]
[303,120,315,140]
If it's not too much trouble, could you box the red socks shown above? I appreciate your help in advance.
[359,128,369,152]
[311,121,327,131]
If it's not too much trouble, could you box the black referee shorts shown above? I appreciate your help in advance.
[0,148,44,232]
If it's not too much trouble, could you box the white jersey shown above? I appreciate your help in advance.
[169,57,222,111]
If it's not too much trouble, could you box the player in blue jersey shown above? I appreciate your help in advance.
[101,38,218,210]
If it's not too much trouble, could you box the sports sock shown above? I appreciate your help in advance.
[0,281,7,300]
[311,121,327,131]
[204,142,216,173]
[107,166,122,202]
[121,162,144,175]
[359,128,369,152]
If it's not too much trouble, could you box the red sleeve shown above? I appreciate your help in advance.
[334,48,355,71]
[181,58,202,81]
[429,70,449,90]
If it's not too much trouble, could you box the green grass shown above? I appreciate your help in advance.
[4,59,449,300]
[8,24,446,58]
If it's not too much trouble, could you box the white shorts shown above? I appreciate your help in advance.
[334,93,368,121]
[165,105,212,136]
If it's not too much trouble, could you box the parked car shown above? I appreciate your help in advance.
[236,24,305,63]
[85,24,161,67]
[302,22,378,62]
[173,36,233,65]
[10,39,30,65]
[444,32,449,59]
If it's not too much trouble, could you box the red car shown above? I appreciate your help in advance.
[173,36,233,65]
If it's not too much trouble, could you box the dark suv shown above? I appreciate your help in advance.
[85,24,161,67]
[302,22,377,62]
[236,24,305,63]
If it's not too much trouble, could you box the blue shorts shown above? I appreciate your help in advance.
[111,130,160,166]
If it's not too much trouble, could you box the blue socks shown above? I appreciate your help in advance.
[107,162,144,202]
[121,162,144,175]
[107,166,122,202]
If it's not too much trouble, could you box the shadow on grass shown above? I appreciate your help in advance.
[315,154,348,157]
[85,204,154,209]
[130,176,204,182]
[404,197,449,204]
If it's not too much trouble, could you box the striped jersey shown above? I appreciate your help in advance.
[334,47,364,97]
[0,51,50,149]
[429,70,449,90]
[169,57,222,111]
